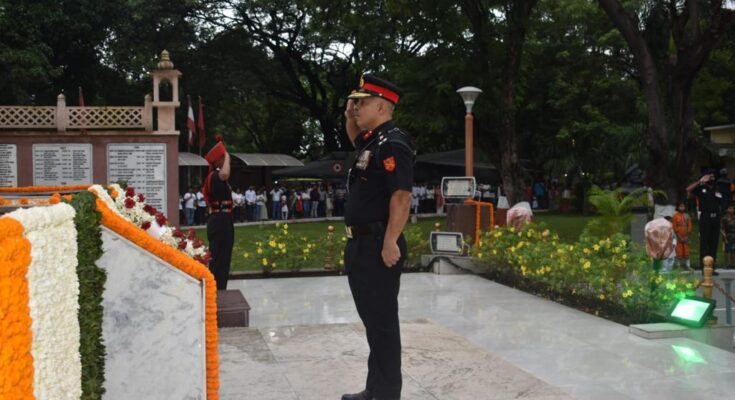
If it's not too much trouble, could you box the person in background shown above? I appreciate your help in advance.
[310,185,320,218]
[326,186,335,217]
[196,187,207,225]
[672,202,693,270]
[319,184,327,217]
[280,194,289,220]
[245,186,257,222]
[270,185,282,220]
[232,188,244,223]
[257,188,268,221]
[722,205,735,269]
[179,194,185,226]
[426,184,435,213]
[687,170,722,274]
[183,187,196,226]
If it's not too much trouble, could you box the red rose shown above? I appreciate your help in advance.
[143,204,156,215]
[155,212,167,226]
[187,229,196,240]
[124,198,135,209]
[193,239,203,249]
[125,187,135,197]
[178,240,187,250]
[138,194,145,202]
[141,221,151,230]
[173,228,184,238]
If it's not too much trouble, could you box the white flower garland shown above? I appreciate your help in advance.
[8,204,81,400]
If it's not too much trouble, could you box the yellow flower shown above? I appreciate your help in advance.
[583,260,591,270]
[510,246,516,253]
[281,249,287,254]
[492,249,497,255]
[303,248,310,254]
[283,224,289,230]
[269,240,277,248]
[257,248,263,254]
[593,244,600,251]
[262,258,268,266]
[622,289,633,298]
[622,254,627,260]
[527,231,532,238]
[244,252,250,258]
[621,240,627,247]
[278,243,285,249]
[568,245,574,251]
[339,260,344,265]
[598,294,606,300]
[517,241,525,249]
[542,229,550,237]
[275,223,280,228]
[272,262,277,268]
[477,253,483,258]
[509,227,515,233]
[342,236,347,242]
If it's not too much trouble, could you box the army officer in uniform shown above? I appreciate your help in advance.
[341,74,415,400]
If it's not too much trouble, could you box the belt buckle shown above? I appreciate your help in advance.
[345,226,353,239]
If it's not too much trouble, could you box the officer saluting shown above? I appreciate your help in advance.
[202,135,234,290]
[341,74,415,400]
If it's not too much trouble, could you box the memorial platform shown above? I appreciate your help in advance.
[219,320,573,400]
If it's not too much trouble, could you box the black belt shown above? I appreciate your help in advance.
[345,222,385,239]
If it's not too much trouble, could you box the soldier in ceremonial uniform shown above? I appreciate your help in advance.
[341,74,415,400]
[202,135,234,289]
[687,169,723,275]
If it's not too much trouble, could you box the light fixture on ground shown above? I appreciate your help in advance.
[456,86,482,177]
[429,231,465,256]
[668,295,716,328]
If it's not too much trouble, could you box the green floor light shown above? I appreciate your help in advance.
[668,296,716,328]
[671,345,708,364]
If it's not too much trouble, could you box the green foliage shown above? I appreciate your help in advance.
[583,186,664,238]
[473,224,697,322]
[403,225,430,270]
[245,223,318,273]
[63,191,106,400]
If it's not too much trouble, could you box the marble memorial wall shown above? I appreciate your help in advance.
[98,227,206,399]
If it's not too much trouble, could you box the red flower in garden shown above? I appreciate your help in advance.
[138,194,145,202]
[155,212,167,226]
[124,198,135,209]
[141,221,151,230]
[173,228,184,238]
[125,187,135,197]
[187,228,197,240]
[178,240,187,250]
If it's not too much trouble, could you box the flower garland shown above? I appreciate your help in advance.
[94,197,220,400]
[0,193,62,207]
[96,184,211,264]
[0,184,90,193]
[8,204,82,400]
[0,217,35,400]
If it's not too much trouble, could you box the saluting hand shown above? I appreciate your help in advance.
[382,240,401,268]
[344,99,356,120]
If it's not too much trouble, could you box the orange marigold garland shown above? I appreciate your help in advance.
[0,217,35,400]
[464,199,495,244]
[0,184,89,193]
[94,198,220,400]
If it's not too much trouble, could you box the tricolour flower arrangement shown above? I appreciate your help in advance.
[1,184,220,400]
[1,203,82,399]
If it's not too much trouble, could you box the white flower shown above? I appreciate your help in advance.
[6,204,82,400]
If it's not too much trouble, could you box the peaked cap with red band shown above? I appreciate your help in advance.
[347,74,403,105]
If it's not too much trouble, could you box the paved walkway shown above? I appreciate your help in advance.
[227,273,735,400]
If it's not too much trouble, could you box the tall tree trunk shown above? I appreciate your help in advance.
[498,0,538,205]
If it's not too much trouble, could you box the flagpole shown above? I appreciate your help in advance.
[198,96,204,184]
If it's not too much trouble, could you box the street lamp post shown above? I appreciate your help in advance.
[456,86,483,177]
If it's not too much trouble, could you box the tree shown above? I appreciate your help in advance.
[584,185,663,237]
[597,0,735,200]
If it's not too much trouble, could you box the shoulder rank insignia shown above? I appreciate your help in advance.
[383,156,396,172]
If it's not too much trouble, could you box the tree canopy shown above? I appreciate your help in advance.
[2,0,734,195]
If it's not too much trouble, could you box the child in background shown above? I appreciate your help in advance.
[280,194,288,220]
[672,202,693,270]
[722,205,735,268]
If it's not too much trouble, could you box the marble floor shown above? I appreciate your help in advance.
[218,320,573,400]
[226,273,735,400]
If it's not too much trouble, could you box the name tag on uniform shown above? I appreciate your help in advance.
[356,150,371,170]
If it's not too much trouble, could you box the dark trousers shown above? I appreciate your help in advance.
[345,234,405,399]
[207,212,234,290]
[699,214,720,268]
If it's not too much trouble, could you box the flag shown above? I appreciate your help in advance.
[78,87,86,133]
[186,95,196,146]
[197,97,206,148]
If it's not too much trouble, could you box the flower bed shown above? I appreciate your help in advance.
[473,225,698,324]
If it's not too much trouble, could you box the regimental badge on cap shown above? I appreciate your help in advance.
[347,74,403,105]
[383,156,396,172]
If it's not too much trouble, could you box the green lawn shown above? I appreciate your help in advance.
[196,212,724,272]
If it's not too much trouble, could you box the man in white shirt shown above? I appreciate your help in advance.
[183,187,196,225]
[270,187,282,220]
[245,186,257,221]
[196,189,207,224]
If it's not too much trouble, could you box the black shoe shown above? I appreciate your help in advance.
[342,390,372,400]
